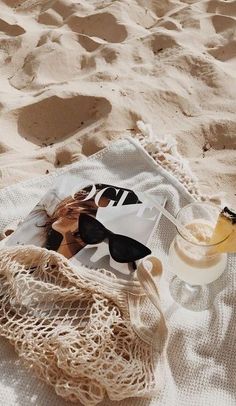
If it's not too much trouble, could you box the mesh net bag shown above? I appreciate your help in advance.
[0,245,167,405]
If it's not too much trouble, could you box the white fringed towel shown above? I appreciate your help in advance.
[0,135,235,406]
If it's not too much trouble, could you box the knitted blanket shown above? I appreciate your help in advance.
[0,126,235,406]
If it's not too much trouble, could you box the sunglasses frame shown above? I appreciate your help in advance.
[73,213,151,265]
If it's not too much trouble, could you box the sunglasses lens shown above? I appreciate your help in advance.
[109,234,151,263]
[79,213,106,244]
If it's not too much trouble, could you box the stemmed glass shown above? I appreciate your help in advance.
[168,202,229,311]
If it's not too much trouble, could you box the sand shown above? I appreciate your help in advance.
[0,0,235,206]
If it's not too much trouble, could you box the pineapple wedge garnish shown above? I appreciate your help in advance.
[210,207,236,253]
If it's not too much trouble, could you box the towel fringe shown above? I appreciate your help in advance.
[135,121,224,206]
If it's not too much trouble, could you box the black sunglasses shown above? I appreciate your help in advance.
[73,213,151,264]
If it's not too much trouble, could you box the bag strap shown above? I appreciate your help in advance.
[137,256,167,339]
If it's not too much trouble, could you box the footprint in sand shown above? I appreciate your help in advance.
[66,12,127,47]
[50,0,76,20]
[208,41,236,62]
[76,35,102,53]
[206,0,236,17]
[38,0,76,26]
[206,14,236,63]
[0,18,25,36]
[206,120,236,150]
[175,54,228,88]
[157,19,181,31]
[170,7,201,30]
[151,32,178,54]
[1,0,20,7]
[9,30,97,89]
[38,9,64,26]
[211,14,236,34]
[143,0,176,18]
[16,95,112,146]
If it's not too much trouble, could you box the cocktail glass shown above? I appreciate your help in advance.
[168,202,230,311]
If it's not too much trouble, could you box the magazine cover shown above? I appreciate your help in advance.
[6,174,166,279]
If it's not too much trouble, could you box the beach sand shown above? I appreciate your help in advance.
[0,0,235,205]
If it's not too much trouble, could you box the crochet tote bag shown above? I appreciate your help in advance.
[0,244,167,405]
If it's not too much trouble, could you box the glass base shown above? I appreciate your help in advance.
[169,274,225,311]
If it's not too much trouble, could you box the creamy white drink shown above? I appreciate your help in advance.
[169,220,227,285]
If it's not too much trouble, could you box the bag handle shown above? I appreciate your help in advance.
[137,255,167,337]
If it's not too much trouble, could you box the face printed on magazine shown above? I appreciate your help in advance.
[6,181,165,278]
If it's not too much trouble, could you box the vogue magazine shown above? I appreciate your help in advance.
[6,174,166,279]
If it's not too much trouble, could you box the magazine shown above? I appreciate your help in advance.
[6,174,166,279]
